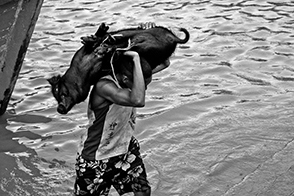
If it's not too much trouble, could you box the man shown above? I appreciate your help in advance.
[74,49,152,196]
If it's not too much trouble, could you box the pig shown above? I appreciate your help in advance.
[48,23,189,114]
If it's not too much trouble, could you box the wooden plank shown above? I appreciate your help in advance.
[0,0,43,115]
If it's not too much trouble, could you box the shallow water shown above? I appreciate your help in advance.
[1,0,294,195]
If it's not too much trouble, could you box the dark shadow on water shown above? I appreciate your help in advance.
[8,113,52,124]
[0,112,55,195]
[0,112,52,153]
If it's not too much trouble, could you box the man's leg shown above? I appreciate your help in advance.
[110,137,151,195]
[74,154,111,196]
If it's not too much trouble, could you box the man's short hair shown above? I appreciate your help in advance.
[113,52,152,82]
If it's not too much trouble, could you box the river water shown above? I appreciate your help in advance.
[1,0,294,195]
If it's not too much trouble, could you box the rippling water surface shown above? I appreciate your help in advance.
[1,0,294,195]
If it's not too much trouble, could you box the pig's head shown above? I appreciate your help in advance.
[47,74,90,114]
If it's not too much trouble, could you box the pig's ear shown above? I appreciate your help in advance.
[47,75,61,86]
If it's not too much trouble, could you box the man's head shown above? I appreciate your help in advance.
[113,53,152,89]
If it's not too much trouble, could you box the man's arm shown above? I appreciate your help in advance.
[96,51,146,107]
[126,51,146,106]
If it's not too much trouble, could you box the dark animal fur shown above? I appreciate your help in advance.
[48,23,189,114]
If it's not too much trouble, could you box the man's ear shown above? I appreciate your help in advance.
[122,75,129,84]
[47,75,61,86]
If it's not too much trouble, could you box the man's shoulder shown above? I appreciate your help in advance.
[96,75,116,86]
[90,76,115,109]
[95,75,118,94]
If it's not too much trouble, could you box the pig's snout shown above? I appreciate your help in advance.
[57,103,68,114]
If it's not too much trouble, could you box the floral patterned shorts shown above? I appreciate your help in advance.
[74,137,150,195]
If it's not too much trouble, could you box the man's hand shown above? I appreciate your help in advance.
[123,51,139,60]
[138,22,156,29]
